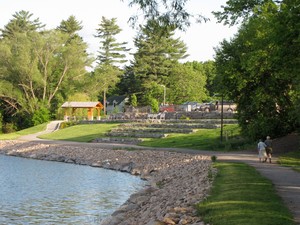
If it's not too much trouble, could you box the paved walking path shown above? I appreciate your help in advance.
[218,152,300,224]
[18,122,300,224]
[18,120,64,141]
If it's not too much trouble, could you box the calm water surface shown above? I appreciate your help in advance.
[0,155,146,224]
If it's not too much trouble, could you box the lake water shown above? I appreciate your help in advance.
[0,155,146,224]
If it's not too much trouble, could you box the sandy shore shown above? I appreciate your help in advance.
[0,140,214,225]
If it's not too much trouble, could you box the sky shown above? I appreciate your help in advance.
[0,0,239,63]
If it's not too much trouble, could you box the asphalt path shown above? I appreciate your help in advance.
[18,121,300,224]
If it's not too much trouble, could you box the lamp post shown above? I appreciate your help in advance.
[220,94,224,142]
[214,93,224,142]
[160,84,166,105]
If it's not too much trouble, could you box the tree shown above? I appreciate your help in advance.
[213,0,298,139]
[0,12,92,129]
[275,0,300,132]
[92,65,122,114]
[201,61,217,98]
[94,17,129,114]
[94,17,129,66]
[124,0,208,30]
[56,15,83,42]
[0,10,45,38]
[57,15,83,36]
[167,63,207,104]
[132,20,188,105]
[213,0,270,26]
[130,94,138,107]
[115,65,140,96]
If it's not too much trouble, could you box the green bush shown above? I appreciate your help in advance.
[32,107,50,126]
[150,98,159,113]
[211,155,217,162]
[2,123,17,133]
[131,94,138,107]
[180,115,190,120]
[59,121,78,129]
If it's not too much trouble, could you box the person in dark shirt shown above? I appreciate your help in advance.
[265,136,273,163]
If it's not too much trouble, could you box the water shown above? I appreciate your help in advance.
[0,155,146,224]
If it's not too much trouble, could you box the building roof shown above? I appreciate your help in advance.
[61,101,103,108]
[106,95,128,105]
[182,101,199,105]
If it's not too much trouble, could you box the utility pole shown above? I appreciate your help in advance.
[220,94,224,142]
[160,85,166,105]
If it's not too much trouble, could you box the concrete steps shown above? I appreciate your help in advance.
[110,127,196,134]
[119,123,220,129]
[93,118,238,144]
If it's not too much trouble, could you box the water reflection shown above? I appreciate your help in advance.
[0,155,146,224]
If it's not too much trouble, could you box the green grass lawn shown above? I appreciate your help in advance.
[197,162,295,225]
[277,151,300,172]
[1,122,254,151]
[0,123,48,140]
[39,123,119,142]
[140,124,254,151]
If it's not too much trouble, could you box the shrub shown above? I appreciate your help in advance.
[59,121,78,129]
[150,98,159,113]
[180,115,190,120]
[2,123,17,133]
[32,107,50,126]
[211,155,217,162]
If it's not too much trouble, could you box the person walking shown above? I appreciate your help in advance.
[265,136,273,163]
[258,139,267,163]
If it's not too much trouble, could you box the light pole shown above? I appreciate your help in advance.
[160,84,166,105]
[214,93,224,142]
[220,94,224,142]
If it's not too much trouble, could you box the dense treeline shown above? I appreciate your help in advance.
[0,12,92,131]
[0,10,212,132]
[213,0,299,139]
[125,0,299,140]
[0,0,299,141]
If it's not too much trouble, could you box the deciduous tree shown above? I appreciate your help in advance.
[214,0,299,139]
[0,12,91,129]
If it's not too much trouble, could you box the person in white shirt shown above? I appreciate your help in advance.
[257,139,267,162]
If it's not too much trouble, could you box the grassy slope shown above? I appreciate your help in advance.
[197,162,295,225]
[140,124,254,151]
[38,123,119,142]
[0,123,48,140]
[278,151,300,172]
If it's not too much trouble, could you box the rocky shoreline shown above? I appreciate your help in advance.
[0,140,214,225]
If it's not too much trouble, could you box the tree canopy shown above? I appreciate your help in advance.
[1,10,45,38]
[124,0,208,30]
[94,17,129,66]
[0,11,92,128]
[213,0,299,139]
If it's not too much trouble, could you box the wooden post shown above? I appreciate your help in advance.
[103,89,106,116]
[96,108,101,120]
[88,108,93,120]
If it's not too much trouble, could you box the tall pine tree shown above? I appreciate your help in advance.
[94,17,129,66]
[94,17,129,114]
[132,20,188,105]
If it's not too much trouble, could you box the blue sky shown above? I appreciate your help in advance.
[0,0,238,63]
